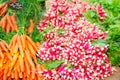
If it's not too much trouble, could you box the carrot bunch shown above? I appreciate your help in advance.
[0,40,12,80]
[0,34,45,80]
[0,2,8,17]
[0,13,18,33]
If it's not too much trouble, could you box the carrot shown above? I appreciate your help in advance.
[26,41,36,56]
[0,69,4,77]
[40,65,46,70]
[31,66,36,79]
[36,42,40,48]
[11,0,18,2]
[6,15,15,31]
[17,35,24,57]
[6,23,11,33]
[25,50,35,67]
[14,41,18,54]
[0,41,8,52]
[7,76,12,80]
[14,70,18,80]
[20,34,25,49]
[0,21,2,27]
[19,55,24,72]
[1,16,7,31]
[0,50,4,59]
[36,64,43,80]
[4,66,9,75]
[0,5,8,16]
[24,57,30,75]
[4,52,12,61]
[19,72,23,78]
[9,52,19,71]
[1,40,9,49]
[10,13,18,32]
[0,58,3,67]
[0,3,6,9]
[11,71,15,78]
[9,35,17,56]
[26,35,38,52]
[3,57,8,64]
[7,66,12,77]
[27,19,34,33]
[3,72,7,80]
[33,55,38,65]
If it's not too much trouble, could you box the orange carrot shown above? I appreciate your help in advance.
[1,16,7,31]
[10,13,18,32]
[0,50,4,59]
[17,35,24,57]
[36,42,40,48]
[4,52,12,61]
[26,35,38,52]
[20,34,25,49]
[25,50,35,67]
[19,55,24,72]
[0,69,4,77]
[33,55,38,65]
[40,65,46,70]
[0,5,8,16]
[14,41,18,54]
[26,41,36,56]
[6,15,15,31]
[11,0,17,2]
[0,3,6,9]
[11,71,15,78]
[0,58,3,67]
[27,19,34,33]
[9,34,18,56]
[19,72,23,78]
[3,57,7,64]
[6,23,11,33]
[7,77,11,80]
[0,41,8,52]
[9,52,19,71]
[3,72,7,80]
[14,70,18,80]
[24,57,30,75]
[31,66,36,79]
[1,40,9,49]
[0,21,2,27]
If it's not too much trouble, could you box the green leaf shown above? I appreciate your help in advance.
[92,39,107,48]
[66,63,74,69]
[32,27,44,43]
[57,28,65,35]
[37,58,43,64]
[43,60,64,70]
[43,27,53,34]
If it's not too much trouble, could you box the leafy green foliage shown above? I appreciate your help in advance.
[0,27,16,44]
[92,39,107,48]
[43,60,64,70]
[66,63,74,69]
[37,58,43,64]
[32,27,44,43]
[57,28,65,35]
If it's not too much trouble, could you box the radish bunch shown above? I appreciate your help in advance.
[37,0,112,80]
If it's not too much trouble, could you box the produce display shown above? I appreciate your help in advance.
[0,0,119,80]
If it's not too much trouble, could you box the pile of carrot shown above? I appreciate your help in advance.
[0,13,18,33]
[0,34,45,80]
[0,40,12,80]
[0,2,8,17]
